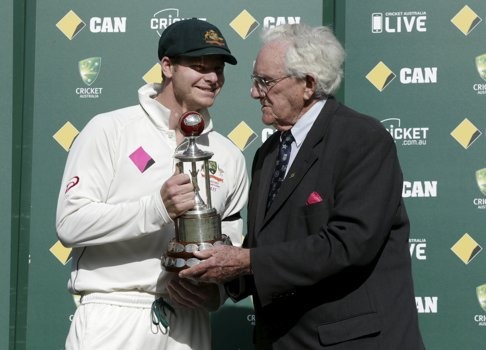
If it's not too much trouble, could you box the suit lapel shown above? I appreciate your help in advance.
[261,99,339,228]
[253,134,280,235]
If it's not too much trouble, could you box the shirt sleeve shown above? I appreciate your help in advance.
[56,115,172,247]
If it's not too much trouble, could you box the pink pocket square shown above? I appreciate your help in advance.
[306,191,323,205]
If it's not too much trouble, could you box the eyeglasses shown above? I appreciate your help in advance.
[251,74,290,94]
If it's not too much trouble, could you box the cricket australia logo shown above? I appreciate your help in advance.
[204,30,225,46]
[76,57,103,98]
[79,57,101,86]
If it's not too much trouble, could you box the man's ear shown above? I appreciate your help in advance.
[303,74,317,100]
[161,57,175,79]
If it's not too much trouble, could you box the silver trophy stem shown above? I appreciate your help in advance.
[204,160,212,208]
[191,161,207,210]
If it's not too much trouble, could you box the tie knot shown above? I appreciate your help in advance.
[281,130,294,145]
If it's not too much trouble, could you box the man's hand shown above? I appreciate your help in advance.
[160,168,195,219]
[179,245,251,284]
[167,277,220,311]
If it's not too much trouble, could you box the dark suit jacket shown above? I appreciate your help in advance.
[228,98,425,349]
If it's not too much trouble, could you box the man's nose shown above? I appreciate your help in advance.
[204,70,219,82]
[250,85,263,99]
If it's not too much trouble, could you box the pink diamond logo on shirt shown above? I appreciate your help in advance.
[129,146,155,173]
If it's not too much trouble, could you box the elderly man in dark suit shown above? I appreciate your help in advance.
[180,23,425,350]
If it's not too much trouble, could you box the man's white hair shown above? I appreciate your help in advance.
[261,24,345,98]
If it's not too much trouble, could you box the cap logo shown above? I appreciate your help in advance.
[204,29,225,47]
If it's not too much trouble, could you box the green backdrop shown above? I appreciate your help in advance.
[4,0,486,349]
[342,1,486,347]
[2,1,14,350]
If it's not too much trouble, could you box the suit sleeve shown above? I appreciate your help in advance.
[251,125,405,306]
[221,151,249,247]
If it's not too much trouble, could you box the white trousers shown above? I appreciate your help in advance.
[66,292,211,350]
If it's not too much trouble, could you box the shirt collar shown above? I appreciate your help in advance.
[138,83,213,134]
[289,99,326,147]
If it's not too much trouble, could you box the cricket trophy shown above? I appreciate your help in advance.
[162,111,230,272]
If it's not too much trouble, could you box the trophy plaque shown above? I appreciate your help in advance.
[162,111,230,272]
